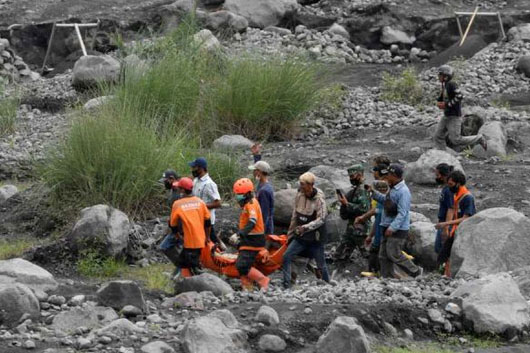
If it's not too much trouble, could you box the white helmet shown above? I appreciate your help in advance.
[438,65,454,78]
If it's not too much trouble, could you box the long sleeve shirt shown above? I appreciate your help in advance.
[256,182,274,234]
[438,80,463,117]
[372,180,411,231]
[288,188,327,235]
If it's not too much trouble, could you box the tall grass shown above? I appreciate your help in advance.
[380,67,425,107]
[0,80,19,136]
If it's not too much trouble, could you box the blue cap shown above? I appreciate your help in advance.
[188,157,207,169]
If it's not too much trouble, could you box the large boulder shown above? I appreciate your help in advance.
[316,316,370,353]
[255,305,280,326]
[511,266,530,299]
[206,11,249,33]
[212,134,253,152]
[96,318,143,336]
[380,26,415,45]
[472,121,507,158]
[517,56,530,78]
[328,23,350,41]
[223,0,299,29]
[51,305,100,333]
[405,149,463,186]
[0,283,40,328]
[452,208,530,278]
[451,273,530,334]
[72,55,121,91]
[508,24,530,42]
[308,165,350,193]
[0,258,58,292]
[174,273,234,297]
[274,188,298,225]
[182,315,248,353]
[69,204,131,257]
[0,184,18,203]
[326,211,347,243]
[407,222,437,269]
[97,280,146,312]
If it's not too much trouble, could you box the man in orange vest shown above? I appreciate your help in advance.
[434,170,476,277]
[170,177,211,278]
[228,178,270,291]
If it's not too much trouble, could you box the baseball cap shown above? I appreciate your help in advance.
[347,164,364,175]
[387,163,404,178]
[158,169,179,183]
[176,177,194,191]
[188,157,207,169]
[248,161,272,174]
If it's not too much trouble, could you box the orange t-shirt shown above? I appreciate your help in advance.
[170,196,211,249]
[239,198,265,234]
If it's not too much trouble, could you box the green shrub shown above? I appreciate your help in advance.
[380,67,425,107]
[0,80,19,136]
[76,249,126,278]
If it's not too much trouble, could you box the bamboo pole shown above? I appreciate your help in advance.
[459,6,479,47]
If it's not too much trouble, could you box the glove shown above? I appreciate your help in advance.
[228,233,239,246]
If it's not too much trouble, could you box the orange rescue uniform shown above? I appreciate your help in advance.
[170,196,211,249]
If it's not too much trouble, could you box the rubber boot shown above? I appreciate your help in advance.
[180,268,192,278]
[247,267,270,292]
[240,276,253,291]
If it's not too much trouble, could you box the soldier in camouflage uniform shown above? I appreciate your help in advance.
[334,164,372,261]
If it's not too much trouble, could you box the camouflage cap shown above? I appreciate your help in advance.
[347,164,364,175]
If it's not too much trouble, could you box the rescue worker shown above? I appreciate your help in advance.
[282,172,330,289]
[189,157,222,246]
[371,164,422,278]
[228,178,270,291]
[169,177,211,278]
[158,170,182,275]
[334,164,371,261]
[435,170,476,277]
[433,65,487,151]
[434,163,455,257]
[248,160,274,235]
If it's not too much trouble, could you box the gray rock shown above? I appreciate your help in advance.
[141,341,176,353]
[445,302,462,316]
[507,24,530,42]
[273,188,297,225]
[182,316,248,353]
[381,26,415,45]
[308,165,350,192]
[0,184,18,203]
[94,306,119,325]
[255,305,280,326]
[452,208,530,277]
[72,55,120,90]
[193,29,221,52]
[48,294,66,305]
[409,211,430,224]
[69,294,85,306]
[517,55,530,78]
[325,211,348,243]
[224,0,299,29]
[328,23,350,41]
[316,316,370,353]
[174,273,234,297]
[259,334,286,352]
[408,222,437,269]
[212,134,253,152]
[164,291,204,310]
[207,11,249,33]
[69,204,131,257]
[405,149,463,185]
[207,309,239,329]
[264,26,292,36]
[97,280,146,312]
[451,273,530,334]
[77,337,92,349]
[24,340,36,349]
[96,318,143,336]
[0,283,40,328]
[472,121,507,158]
[121,305,143,318]
[428,308,445,325]
[52,306,99,333]
[0,258,58,292]
[83,96,112,111]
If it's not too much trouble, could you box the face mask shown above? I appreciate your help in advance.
[350,179,361,186]
[235,194,246,202]
[449,185,459,193]
[164,180,172,190]
[435,177,444,185]
[191,170,200,178]
[255,175,261,182]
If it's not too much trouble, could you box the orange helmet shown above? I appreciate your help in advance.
[233,178,254,194]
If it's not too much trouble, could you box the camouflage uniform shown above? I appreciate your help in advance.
[335,165,372,260]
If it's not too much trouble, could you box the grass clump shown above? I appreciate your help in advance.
[380,67,425,107]
[374,344,457,353]
[0,238,41,260]
[0,79,19,136]
[76,249,126,278]
[123,263,174,294]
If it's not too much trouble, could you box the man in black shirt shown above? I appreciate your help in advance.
[433,65,487,151]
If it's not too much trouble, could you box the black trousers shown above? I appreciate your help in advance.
[179,248,201,269]
[437,235,455,267]
[236,250,258,276]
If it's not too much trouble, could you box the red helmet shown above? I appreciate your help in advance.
[233,178,254,194]
[177,177,194,191]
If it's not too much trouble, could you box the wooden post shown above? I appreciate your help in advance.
[41,22,57,73]
[74,24,87,56]
[455,15,463,39]
[497,12,506,40]
[459,6,479,47]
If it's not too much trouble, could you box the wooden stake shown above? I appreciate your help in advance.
[459,6,479,47]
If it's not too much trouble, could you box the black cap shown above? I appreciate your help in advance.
[158,169,179,183]
[372,164,389,174]
[387,163,404,178]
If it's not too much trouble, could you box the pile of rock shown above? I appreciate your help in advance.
[0,37,39,82]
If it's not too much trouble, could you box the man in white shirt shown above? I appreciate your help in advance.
[189,157,222,245]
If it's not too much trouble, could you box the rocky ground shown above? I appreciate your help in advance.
[2,0,530,352]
